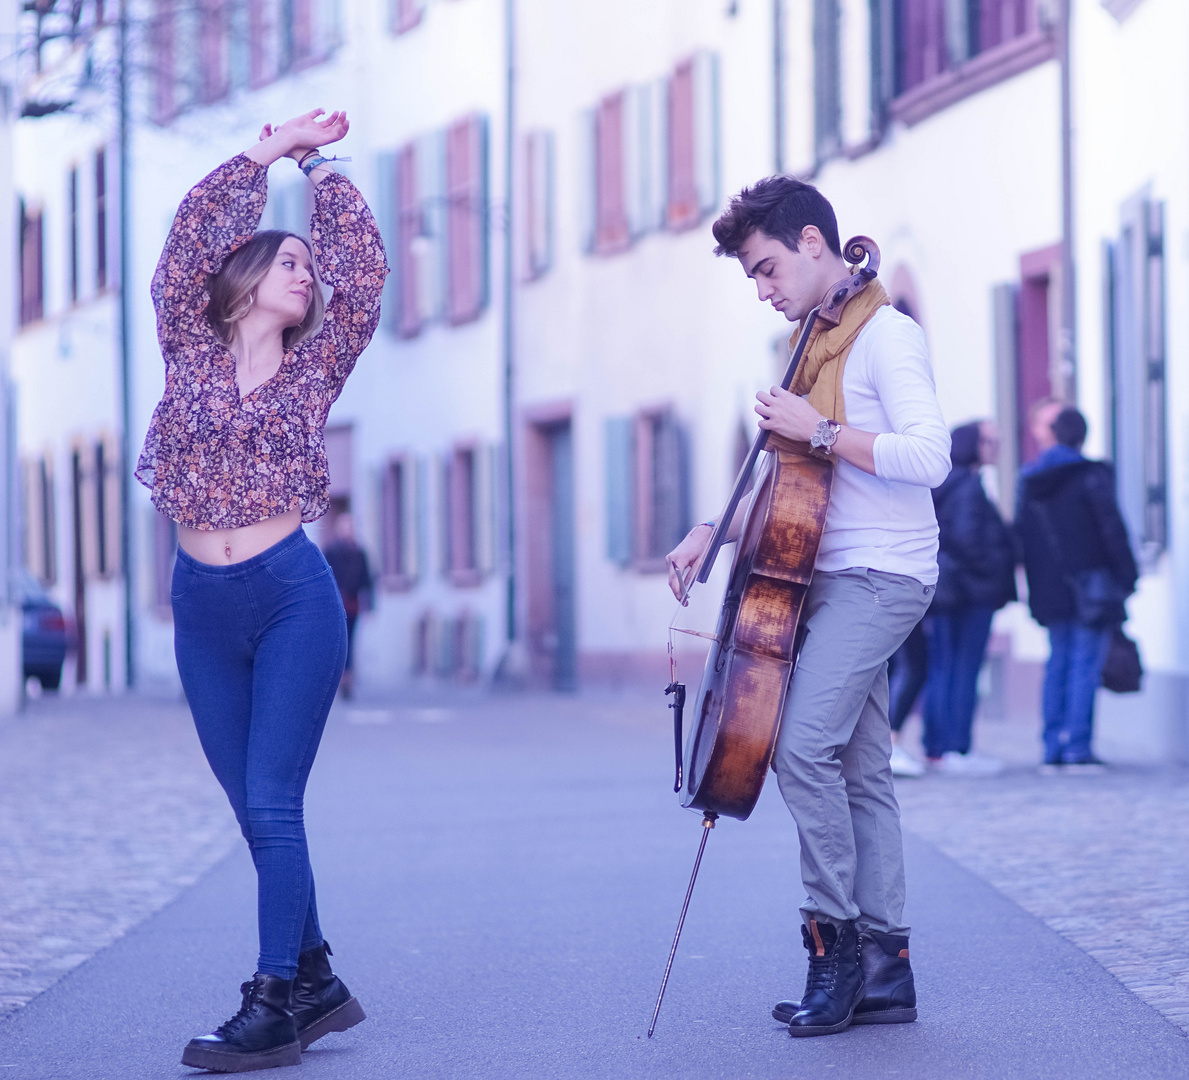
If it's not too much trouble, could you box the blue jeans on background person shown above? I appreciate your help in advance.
[921,606,995,758]
[1042,621,1112,764]
[887,619,928,733]
[172,529,347,980]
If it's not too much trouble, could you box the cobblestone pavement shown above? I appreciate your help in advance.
[894,710,1189,1033]
[2,689,1187,1045]
[0,693,239,1018]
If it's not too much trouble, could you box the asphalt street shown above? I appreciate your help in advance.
[1,692,1187,1080]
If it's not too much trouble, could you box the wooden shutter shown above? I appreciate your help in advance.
[813,0,842,162]
[248,0,280,87]
[692,52,720,218]
[666,62,697,230]
[396,142,424,337]
[522,130,554,281]
[594,91,629,254]
[375,151,400,334]
[473,444,497,574]
[991,282,1019,520]
[97,436,121,577]
[391,0,425,34]
[651,411,690,560]
[1109,196,1168,559]
[94,149,108,291]
[445,115,489,325]
[19,201,44,326]
[417,129,446,323]
[199,0,230,102]
[623,84,650,240]
[604,417,633,566]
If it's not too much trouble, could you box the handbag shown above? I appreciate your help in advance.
[1101,625,1142,694]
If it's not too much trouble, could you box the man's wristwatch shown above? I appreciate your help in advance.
[809,419,842,454]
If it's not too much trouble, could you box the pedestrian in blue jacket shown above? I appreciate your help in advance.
[1016,407,1138,771]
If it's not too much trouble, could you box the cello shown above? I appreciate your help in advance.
[648,236,881,1037]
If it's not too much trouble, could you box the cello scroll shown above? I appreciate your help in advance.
[817,236,880,327]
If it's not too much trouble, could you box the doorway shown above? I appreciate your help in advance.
[525,415,576,691]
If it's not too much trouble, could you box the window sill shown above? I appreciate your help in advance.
[381,573,417,593]
[889,29,1057,128]
[449,568,485,589]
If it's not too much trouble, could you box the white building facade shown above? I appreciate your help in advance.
[9,0,1186,760]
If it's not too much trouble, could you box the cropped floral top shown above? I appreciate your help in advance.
[135,155,388,530]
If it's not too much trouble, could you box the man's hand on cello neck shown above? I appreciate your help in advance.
[754,387,879,476]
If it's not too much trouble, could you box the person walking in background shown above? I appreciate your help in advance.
[886,621,927,777]
[136,110,387,1071]
[922,421,1016,776]
[1016,407,1137,773]
[323,514,373,700]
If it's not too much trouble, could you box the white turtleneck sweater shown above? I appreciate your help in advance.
[812,304,952,585]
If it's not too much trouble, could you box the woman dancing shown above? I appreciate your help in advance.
[135,109,387,1072]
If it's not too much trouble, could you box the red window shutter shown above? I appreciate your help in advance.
[199,0,229,102]
[292,0,313,61]
[667,61,698,230]
[594,92,629,253]
[445,115,487,324]
[394,0,424,34]
[396,143,423,338]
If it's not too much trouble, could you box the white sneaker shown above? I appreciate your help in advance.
[933,750,1004,777]
[889,745,925,778]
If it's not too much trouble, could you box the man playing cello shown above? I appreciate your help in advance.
[666,179,950,1037]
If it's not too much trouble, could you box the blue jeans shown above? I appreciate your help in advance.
[172,530,347,979]
[921,606,995,758]
[1042,622,1112,763]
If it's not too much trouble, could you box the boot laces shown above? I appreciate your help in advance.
[215,980,260,1039]
[804,951,839,993]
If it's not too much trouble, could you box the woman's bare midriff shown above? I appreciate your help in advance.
[177,506,303,566]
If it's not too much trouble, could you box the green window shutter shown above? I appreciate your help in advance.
[605,417,633,565]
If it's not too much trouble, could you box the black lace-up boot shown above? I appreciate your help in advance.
[852,931,916,1024]
[783,920,864,1037]
[772,929,915,1026]
[292,940,366,1050]
[181,973,300,1072]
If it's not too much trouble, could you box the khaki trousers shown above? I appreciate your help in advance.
[772,567,933,936]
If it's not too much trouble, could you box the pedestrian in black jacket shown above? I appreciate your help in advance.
[323,515,373,700]
[922,421,1017,775]
[1016,407,1137,770]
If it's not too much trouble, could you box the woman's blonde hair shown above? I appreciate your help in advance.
[207,230,325,350]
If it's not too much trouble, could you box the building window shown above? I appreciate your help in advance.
[391,138,438,337]
[445,114,489,325]
[876,0,1054,127]
[593,90,630,254]
[94,148,108,291]
[380,455,422,589]
[1107,194,1167,565]
[520,129,553,282]
[605,409,691,571]
[22,455,57,586]
[68,167,79,304]
[389,0,424,34]
[93,437,120,578]
[440,443,494,586]
[19,199,44,326]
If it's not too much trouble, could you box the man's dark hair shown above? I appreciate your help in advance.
[949,422,981,467]
[1052,407,1088,448]
[712,176,842,258]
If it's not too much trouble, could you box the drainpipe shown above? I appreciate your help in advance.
[118,0,135,687]
[1058,0,1077,399]
[773,0,785,173]
[496,0,520,682]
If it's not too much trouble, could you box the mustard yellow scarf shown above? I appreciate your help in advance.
[788,279,890,426]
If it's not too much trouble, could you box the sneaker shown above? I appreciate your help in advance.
[889,745,925,778]
[932,750,1004,777]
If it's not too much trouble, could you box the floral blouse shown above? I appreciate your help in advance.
[135,155,388,530]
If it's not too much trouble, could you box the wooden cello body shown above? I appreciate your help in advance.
[679,236,881,821]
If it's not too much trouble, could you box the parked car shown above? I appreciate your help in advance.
[15,571,68,691]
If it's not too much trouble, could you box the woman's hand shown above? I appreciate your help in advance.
[247,110,349,167]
